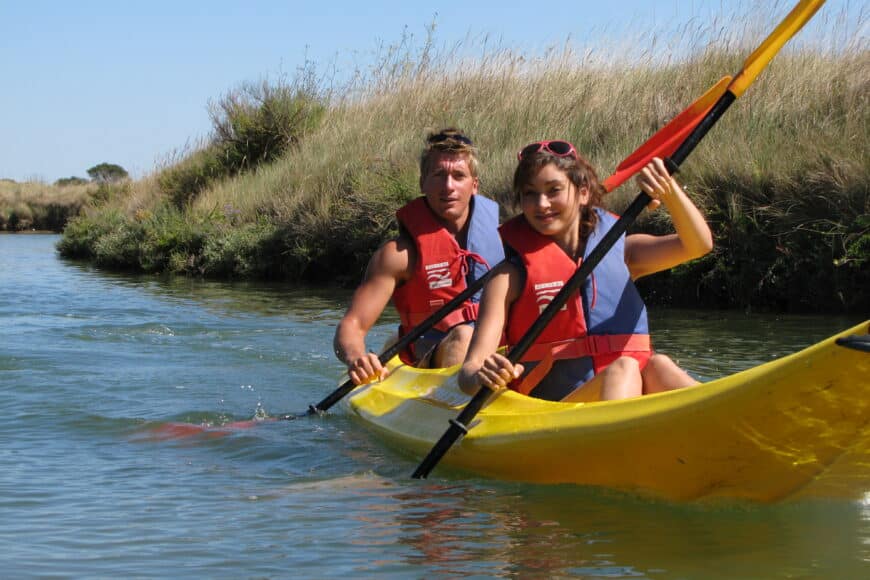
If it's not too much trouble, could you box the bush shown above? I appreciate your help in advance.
[157,145,225,209]
[58,210,132,261]
[87,163,129,183]
[209,80,326,172]
[200,219,281,278]
[137,207,210,273]
[55,176,88,187]
[157,78,326,209]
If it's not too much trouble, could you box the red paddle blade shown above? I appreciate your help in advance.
[603,75,733,192]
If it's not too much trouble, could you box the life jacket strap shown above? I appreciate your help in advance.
[518,333,651,362]
[510,350,555,396]
[404,302,480,332]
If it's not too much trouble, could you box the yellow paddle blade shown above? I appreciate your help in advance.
[730,0,826,97]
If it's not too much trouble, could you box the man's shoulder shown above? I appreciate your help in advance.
[369,236,414,281]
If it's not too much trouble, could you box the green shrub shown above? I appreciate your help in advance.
[200,219,281,278]
[210,80,326,172]
[157,146,225,209]
[137,206,210,273]
[90,181,130,206]
[58,210,132,261]
[55,176,88,187]
[156,78,326,209]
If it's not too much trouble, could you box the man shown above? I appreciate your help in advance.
[333,129,504,385]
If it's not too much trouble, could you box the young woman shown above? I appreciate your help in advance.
[458,140,713,402]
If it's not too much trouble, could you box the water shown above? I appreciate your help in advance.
[1,233,867,579]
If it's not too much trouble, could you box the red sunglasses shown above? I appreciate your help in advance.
[517,140,578,161]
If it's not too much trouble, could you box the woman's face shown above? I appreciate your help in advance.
[520,163,589,238]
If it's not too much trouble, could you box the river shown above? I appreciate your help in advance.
[1,233,867,578]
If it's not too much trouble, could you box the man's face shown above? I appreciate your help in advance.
[420,152,478,228]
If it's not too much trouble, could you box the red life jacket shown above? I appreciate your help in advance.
[391,196,501,340]
[499,212,651,396]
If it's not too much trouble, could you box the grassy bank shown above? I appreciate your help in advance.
[58,9,868,313]
[0,180,93,231]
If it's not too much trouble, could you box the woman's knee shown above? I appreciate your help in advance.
[433,323,475,367]
[600,356,642,400]
[607,355,641,374]
[646,353,675,371]
[642,353,697,392]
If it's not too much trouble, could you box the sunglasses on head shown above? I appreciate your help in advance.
[517,140,578,161]
[428,132,474,146]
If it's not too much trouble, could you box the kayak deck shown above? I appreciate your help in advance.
[346,320,870,502]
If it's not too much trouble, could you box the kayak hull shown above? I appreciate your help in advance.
[346,321,870,502]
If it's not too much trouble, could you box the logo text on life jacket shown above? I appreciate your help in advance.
[426,261,452,290]
[534,281,567,313]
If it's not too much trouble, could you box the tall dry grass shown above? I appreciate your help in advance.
[192,8,866,230]
[0,180,92,231]
[59,3,868,310]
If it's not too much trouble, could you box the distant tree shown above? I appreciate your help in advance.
[86,163,128,183]
[55,176,89,187]
[0,178,16,184]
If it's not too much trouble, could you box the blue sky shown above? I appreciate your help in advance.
[0,0,861,183]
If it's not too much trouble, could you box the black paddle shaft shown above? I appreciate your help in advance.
[412,91,738,479]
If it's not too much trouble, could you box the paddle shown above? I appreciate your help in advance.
[299,80,738,418]
[412,0,826,479]
[836,334,870,353]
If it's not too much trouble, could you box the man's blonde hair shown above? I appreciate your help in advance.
[419,128,479,180]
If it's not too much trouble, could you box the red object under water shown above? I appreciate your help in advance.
[139,418,274,441]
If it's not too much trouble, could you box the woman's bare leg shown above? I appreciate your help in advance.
[562,356,643,402]
[641,353,698,394]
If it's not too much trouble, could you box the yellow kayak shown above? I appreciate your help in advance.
[347,320,870,503]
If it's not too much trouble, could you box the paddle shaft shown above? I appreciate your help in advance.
[411,92,740,479]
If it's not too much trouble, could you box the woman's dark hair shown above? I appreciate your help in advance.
[512,149,606,240]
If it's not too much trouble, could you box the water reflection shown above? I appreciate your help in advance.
[337,478,870,579]
[62,259,359,320]
[51,236,861,378]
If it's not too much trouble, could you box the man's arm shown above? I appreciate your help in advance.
[333,238,412,385]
